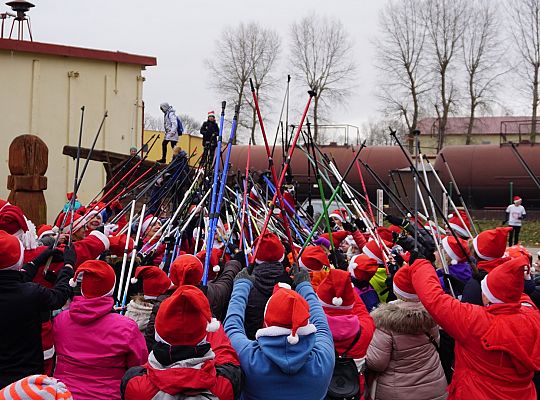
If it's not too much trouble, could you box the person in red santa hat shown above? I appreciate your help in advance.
[144,253,242,351]
[0,204,39,250]
[242,232,292,340]
[299,245,331,291]
[367,266,447,400]
[506,195,526,246]
[410,255,540,400]
[349,254,381,311]
[53,260,148,400]
[435,235,472,297]
[0,230,75,388]
[139,215,167,266]
[361,239,394,303]
[224,265,334,400]
[446,210,472,239]
[461,227,513,306]
[317,269,375,398]
[122,285,242,400]
[125,266,173,332]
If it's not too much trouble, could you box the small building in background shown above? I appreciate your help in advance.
[0,38,156,221]
[417,116,535,155]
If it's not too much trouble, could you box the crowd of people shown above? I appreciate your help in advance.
[1,163,540,400]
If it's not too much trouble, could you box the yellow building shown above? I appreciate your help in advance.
[0,38,156,221]
[417,116,533,154]
[143,130,203,165]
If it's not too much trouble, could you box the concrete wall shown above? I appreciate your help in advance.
[0,50,146,222]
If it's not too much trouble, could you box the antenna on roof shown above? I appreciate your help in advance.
[3,0,34,41]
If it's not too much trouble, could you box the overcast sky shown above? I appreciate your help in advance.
[26,0,387,137]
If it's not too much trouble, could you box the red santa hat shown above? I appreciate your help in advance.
[505,244,532,260]
[393,266,418,301]
[441,236,470,264]
[255,286,316,345]
[141,215,159,235]
[55,212,85,233]
[328,208,348,223]
[108,234,134,257]
[69,260,116,298]
[66,192,76,201]
[196,247,222,278]
[348,254,379,282]
[208,110,215,117]
[513,196,522,202]
[473,227,512,261]
[37,224,55,240]
[155,285,219,346]
[0,230,24,270]
[130,266,172,299]
[316,269,355,309]
[299,246,330,272]
[481,256,528,304]
[253,232,285,264]
[362,239,389,264]
[170,254,204,286]
[0,205,29,234]
[376,227,396,244]
[447,210,472,238]
[320,230,350,248]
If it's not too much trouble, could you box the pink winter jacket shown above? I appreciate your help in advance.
[53,296,148,400]
[366,300,447,400]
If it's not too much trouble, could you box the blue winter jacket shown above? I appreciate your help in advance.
[224,279,335,400]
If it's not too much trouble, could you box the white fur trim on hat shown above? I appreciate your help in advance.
[348,255,359,277]
[89,230,110,250]
[277,282,292,290]
[207,317,220,332]
[255,253,285,265]
[473,236,495,261]
[255,323,317,341]
[141,216,158,235]
[392,283,419,301]
[38,229,55,240]
[480,275,504,304]
[363,245,383,264]
[441,236,460,263]
[329,213,344,223]
[318,297,354,310]
[449,222,470,238]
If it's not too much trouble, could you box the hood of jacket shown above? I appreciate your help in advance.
[482,304,540,373]
[257,333,316,375]
[127,297,154,314]
[252,261,288,296]
[325,313,360,341]
[68,295,114,325]
[147,349,217,394]
[160,102,171,113]
[371,300,436,335]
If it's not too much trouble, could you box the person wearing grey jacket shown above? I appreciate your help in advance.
[157,102,183,163]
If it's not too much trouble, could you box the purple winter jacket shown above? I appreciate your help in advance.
[53,296,148,400]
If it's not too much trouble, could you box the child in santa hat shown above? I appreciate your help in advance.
[224,265,334,400]
[410,256,540,400]
[122,285,242,400]
[317,269,375,398]
[367,266,447,400]
[53,260,148,400]
[349,254,381,311]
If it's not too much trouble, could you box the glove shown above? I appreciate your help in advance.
[290,264,310,288]
[227,242,239,255]
[354,218,367,232]
[234,267,256,284]
[232,250,247,268]
[63,245,77,267]
[104,224,118,236]
[385,215,405,227]
[31,247,58,267]
[342,221,356,232]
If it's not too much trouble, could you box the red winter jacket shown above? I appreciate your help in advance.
[124,326,240,400]
[411,260,540,400]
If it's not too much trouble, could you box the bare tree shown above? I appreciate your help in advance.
[362,117,405,146]
[507,0,540,142]
[289,14,356,143]
[462,0,506,145]
[206,23,280,144]
[375,0,430,152]
[422,0,468,151]
[144,114,162,131]
[178,114,200,135]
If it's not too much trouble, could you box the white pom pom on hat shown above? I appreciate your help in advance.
[451,259,458,265]
[332,297,343,306]
[69,278,77,287]
[207,317,220,333]
[287,333,299,345]
[131,277,138,284]
[213,265,220,273]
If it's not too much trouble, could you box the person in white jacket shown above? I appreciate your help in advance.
[157,102,183,163]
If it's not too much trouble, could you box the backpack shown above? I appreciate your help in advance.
[326,329,362,400]
[354,285,380,312]
[176,115,184,135]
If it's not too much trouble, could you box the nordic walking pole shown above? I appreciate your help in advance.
[439,154,478,236]
[115,200,135,307]
[250,78,297,260]
[68,106,86,246]
[252,90,315,262]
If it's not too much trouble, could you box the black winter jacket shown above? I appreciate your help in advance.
[200,120,219,144]
[244,261,292,340]
[0,264,73,388]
